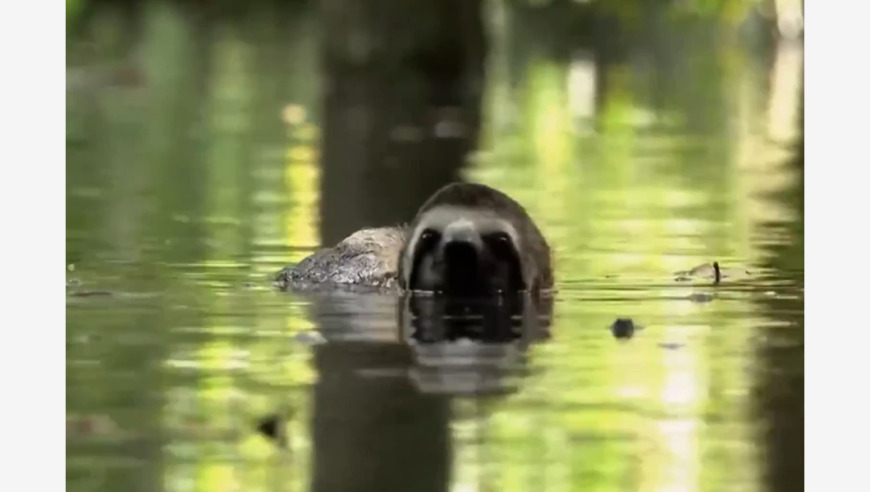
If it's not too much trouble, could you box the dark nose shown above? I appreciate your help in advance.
[439,221,482,262]
[442,238,478,263]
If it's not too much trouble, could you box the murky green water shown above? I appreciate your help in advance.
[67,3,803,492]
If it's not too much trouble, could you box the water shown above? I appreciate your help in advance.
[67,2,804,492]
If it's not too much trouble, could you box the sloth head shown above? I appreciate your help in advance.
[398,183,552,297]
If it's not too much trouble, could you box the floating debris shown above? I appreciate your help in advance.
[675,261,748,283]
[611,318,638,340]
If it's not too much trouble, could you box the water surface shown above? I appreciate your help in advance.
[67,3,803,492]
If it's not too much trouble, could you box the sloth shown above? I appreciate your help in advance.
[274,182,553,296]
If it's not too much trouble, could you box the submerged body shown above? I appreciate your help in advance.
[275,183,553,296]
[274,227,406,291]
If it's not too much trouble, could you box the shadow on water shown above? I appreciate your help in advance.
[67,1,804,491]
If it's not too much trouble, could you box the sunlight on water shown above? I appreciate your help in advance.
[67,3,802,492]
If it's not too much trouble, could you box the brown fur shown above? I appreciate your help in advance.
[397,182,553,293]
[275,227,406,291]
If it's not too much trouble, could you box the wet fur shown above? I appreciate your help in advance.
[398,183,552,293]
[275,227,407,291]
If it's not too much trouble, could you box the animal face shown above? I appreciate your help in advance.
[404,207,525,296]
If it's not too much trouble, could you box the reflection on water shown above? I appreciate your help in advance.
[67,2,803,492]
[399,293,552,395]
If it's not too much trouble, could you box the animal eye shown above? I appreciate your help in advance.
[484,232,514,253]
[420,229,440,243]
[492,232,511,245]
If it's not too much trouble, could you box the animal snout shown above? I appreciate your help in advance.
[441,238,479,264]
[439,221,482,263]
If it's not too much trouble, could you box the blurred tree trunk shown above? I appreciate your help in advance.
[311,4,486,490]
[318,0,488,244]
